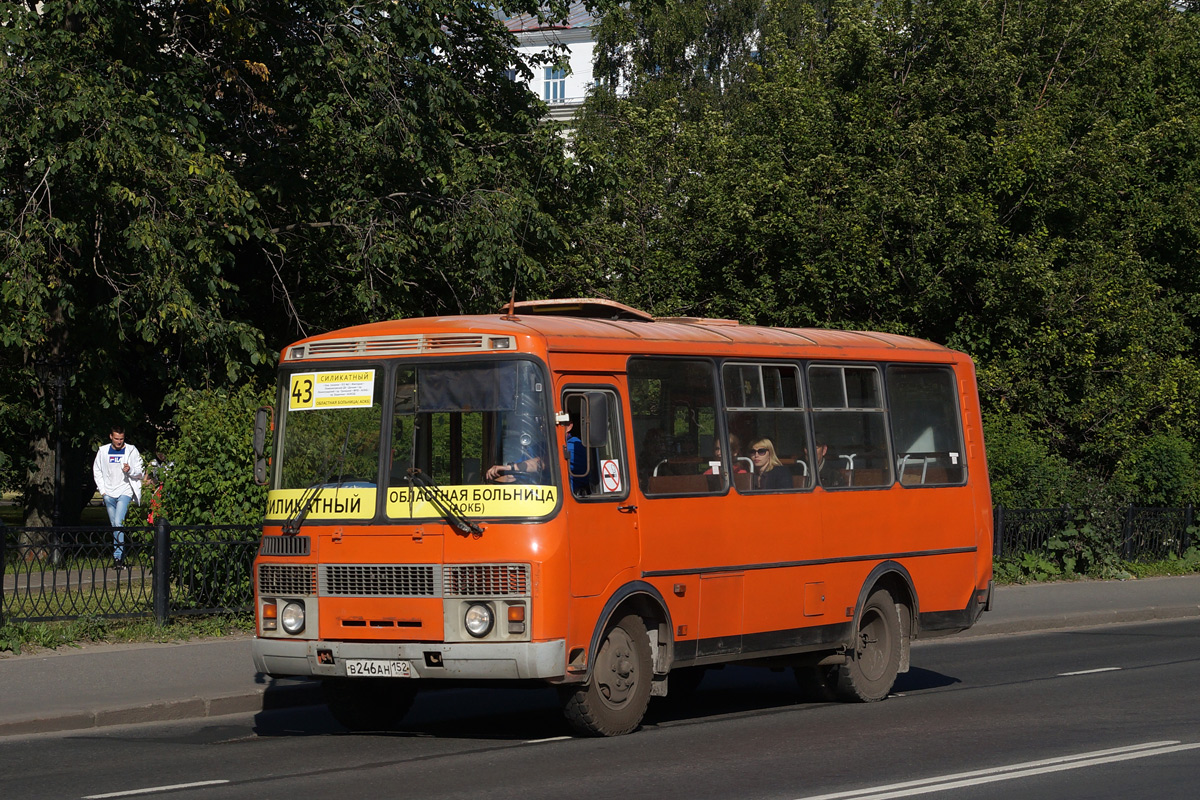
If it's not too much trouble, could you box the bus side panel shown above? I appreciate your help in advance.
[819,485,980,620]
[957,358,995,594]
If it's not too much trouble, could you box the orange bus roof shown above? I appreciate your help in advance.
[286,300,959,362]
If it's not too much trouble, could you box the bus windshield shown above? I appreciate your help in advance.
[269,359,557,523]
[387,359,557,520]
[278,369,386,491]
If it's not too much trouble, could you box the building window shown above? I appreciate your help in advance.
[544,67,566,101]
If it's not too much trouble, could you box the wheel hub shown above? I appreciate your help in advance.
[596,630,638,705]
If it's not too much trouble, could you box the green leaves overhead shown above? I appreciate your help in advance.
[570,0,1200,487]
[1,0,573,514]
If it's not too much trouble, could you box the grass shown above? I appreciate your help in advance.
[1121,549,1200,579]
[0,613,254,656]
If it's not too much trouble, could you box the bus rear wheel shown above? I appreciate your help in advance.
[323,678,416,731]
[836,588,901,702]
[562,614,653,736]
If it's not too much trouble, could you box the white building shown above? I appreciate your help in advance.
[500,3,599,124]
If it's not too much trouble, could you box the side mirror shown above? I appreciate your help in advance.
[583,392,608,447]
[253,405,272,486]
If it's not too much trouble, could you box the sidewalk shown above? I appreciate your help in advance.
[1,574,1197,737]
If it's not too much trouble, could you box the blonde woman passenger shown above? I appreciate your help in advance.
[749,438,790,491]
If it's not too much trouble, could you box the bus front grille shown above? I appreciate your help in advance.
[259,535,311,557]
[258,562,530,599]
[443,564,530,597]
[258,564,318,596]
[320,564,439,597]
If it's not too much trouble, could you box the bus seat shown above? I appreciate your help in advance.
[923,466,955,484]
[734,472,752,492]
[847,468,889,488]
[646,474,710,495]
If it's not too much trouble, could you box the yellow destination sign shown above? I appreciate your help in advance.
[387,484,558,518]
[265,487,377,520]
[288,370,376,411]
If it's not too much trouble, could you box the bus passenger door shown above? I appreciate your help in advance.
[562,385,639,598]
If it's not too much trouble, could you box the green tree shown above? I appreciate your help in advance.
[1,0,271,529]
[1,0,577,525]
[567,0,1200,488]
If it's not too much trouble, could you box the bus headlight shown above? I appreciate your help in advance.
[280,601,306,635]
[464,603,494,638]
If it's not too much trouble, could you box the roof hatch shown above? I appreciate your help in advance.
[503,298,655,322]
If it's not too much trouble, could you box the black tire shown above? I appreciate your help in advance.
[562,614,653,736]
[836,588,902,702]
[793,664,840,703]
[323,678,417,731]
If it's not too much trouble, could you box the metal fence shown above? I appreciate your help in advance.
[4,507,1196,625]
[995,505,1197,562]
[1122,506,1195,561]
[1,520,260,625]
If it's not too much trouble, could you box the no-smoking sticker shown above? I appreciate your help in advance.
[600,459,622,493]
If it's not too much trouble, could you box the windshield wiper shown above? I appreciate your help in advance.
[283,469,328,535]
[406,468,484,538]
[283,423,353,535]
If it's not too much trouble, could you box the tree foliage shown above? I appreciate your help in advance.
[157,383,272,525]
[566,0,1200,497]
[1,0,574,520]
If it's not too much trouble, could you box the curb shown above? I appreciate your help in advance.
[959,605,1200,638]
[0,681,323,738]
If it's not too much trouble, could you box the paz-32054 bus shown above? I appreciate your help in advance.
[251,299,993,736]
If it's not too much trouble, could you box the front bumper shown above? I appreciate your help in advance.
[253,637,567,681]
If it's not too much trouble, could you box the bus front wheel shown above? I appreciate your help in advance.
[837,588,902,702]
[323,677,416,731]
[562,614,653,736]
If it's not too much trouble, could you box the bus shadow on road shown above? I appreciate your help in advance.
[251,664,961,740]
[891,666,961,693]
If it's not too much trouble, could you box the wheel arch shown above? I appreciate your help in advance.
[585,580,674,681]
[852,561,918,673]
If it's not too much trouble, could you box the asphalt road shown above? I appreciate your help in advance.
[1,618,1197,800]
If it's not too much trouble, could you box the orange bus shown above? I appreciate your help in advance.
[251,298,993,735]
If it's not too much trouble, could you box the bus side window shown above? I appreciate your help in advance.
[564,389,627,500]
[887,366,967,486]
[722,362,809,493]
[809,365,893,489]
[629,359,723,496]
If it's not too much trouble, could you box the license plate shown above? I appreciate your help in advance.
[345,659,412,678]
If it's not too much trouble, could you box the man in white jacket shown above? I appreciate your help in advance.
[93,426,144,568]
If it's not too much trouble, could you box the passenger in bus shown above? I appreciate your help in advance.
[705,434,748,476]
[813,440,845,487]
[749,438,791,491]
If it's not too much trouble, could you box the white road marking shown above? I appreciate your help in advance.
[1058,667,1122,676]
[82,780,230,799]
[523,735,572,744]
[794,741,1200,800]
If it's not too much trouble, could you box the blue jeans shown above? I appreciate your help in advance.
[104,494,133,562]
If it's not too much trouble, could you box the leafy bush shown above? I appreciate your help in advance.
[994,514,1128,583]
[158,384,273,524]
[154,385,272,612]
[1112,433,1200,508]
[983,415,1075,509]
